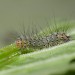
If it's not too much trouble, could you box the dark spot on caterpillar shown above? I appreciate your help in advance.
[70,59,75,64]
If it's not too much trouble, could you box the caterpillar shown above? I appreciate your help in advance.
[16,32,70,49]
[15,19,70,50]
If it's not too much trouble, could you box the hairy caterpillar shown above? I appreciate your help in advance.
[16,18,70,50]
[16,31,70,49]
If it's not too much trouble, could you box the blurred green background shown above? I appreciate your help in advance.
[0,0,75,47]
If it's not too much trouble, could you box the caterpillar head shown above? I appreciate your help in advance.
[56,33,70,42]
[16,38,23,48]
[16,38,28,48]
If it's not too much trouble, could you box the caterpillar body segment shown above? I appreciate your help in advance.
[56,32,70,42]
